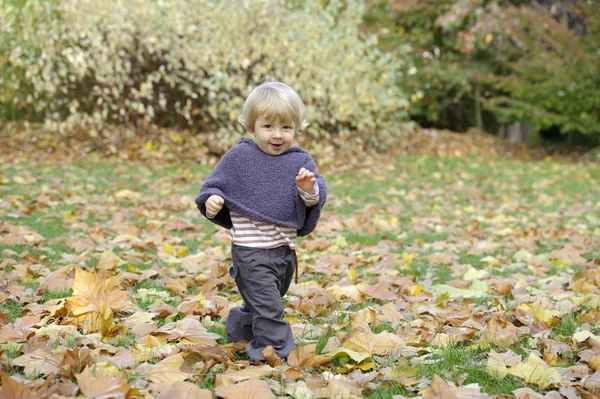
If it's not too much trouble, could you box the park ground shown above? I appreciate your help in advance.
[0,127,599,398]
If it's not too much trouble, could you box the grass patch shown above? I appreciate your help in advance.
[41,288,73,302]
[0,300,24,323]
[413,344,524,396]
[316,327,335,355]
[197,375,216,390]
[551,313,578,339]
[207,323,229,345]
[364,382,414,399]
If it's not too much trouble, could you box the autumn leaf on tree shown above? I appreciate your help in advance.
[66,268,128,332]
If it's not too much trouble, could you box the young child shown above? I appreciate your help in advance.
[195,81,327,362]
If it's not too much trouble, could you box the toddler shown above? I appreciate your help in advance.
[195,81,327,361]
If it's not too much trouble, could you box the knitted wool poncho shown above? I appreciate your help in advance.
[195,138,327,236]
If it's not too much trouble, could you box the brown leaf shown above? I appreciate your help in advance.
[214,379,276,399]
[313,379,363,399]
[156,381,212,399]
[288,344,332,368]
[135,353,189,384]
[359,281,398,300]
[0,372,36,399]
[262,345,282,367]
[584,371,600,392]
[283,367,305,381]
[75,366,129,399]
[422,375,458,399]
[12,348,64,378]
[341,327,403,356]
[214,365,276,387]
[154,317,220,345]
[36,265,74,294]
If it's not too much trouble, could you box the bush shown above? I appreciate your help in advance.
[0,0,410,148]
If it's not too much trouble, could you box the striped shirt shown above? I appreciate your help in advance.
[208,185,319,249]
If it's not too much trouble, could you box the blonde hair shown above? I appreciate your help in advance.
[238,81,309,133]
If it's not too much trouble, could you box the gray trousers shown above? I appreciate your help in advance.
[226,244,296,361]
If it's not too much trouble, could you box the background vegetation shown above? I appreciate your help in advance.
[1,0,599,150]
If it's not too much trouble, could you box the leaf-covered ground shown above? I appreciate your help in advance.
[0,150,599,398]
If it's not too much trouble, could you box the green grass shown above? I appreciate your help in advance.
[364,383,414,399]
[207,323,229,345]
[2,148,599,396]
[41,288,73,302]
[551,313,579,339]
[0,300,24,323]
[411,345,523,396]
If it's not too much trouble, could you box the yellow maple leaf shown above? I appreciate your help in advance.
[136,353,189,384]
[67,268,128,332]
[507,354,562,389]
[341,327,403,356]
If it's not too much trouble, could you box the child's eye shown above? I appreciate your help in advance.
[264,124,272,129]
[284,126,293,130]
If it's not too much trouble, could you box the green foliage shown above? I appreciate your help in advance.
[364,0,600,138]
[479,3,600,137]
[0,0,410,147]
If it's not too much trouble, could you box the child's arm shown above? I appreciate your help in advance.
[205,195,224,218]
[296,159,327,237]
[296,167,319,207]
[296,167,317,194]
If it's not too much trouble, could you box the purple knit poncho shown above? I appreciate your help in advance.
[195,138,327,237]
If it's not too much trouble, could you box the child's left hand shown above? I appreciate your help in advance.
[296,167,316,194]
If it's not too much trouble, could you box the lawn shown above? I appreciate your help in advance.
[0,153,599,398]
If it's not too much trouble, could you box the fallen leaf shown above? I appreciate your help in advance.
[262,345,282,367]
[12,348,64,378]
[214,365,276,387]
[214,379,276,399]
[507,353,562,389]
[341,327,403,356]
[313,379,362,399]
[156,381,212,399]
[67,268,128,332]
[422,375,458,399]
[0,372,37,399]
[75,366,129,399]
[288,344,332,368]
[154,316,220,345]
[136,353,189,384]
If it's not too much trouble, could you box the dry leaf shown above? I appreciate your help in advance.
[75,366,129,399]
[313,379,362,399]
[341,327,403,356]
[156,381,213,399]
[214,379,276,399]
[215,365,276,387]
[283,367,305,381]
[154,316,220,345]
[288,344,332,368]
[262,345,282,367]
[136,353,189,384]
[422,375,459,399]
[12,348,64,378]
[67,267,128,331]
[0,372,36,399]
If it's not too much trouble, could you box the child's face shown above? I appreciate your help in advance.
[252,117,296,156]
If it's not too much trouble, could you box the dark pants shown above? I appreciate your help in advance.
[226,244,296,361]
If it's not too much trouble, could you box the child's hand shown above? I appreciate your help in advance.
[206,195,224,216]
[296,168,316,194]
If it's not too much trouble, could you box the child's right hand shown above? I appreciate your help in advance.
[206,195,224,216]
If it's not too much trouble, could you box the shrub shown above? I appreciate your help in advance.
[0,0,410,148]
